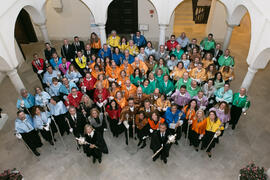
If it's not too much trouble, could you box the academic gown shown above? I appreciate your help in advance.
[65,112,87,137]
[150,130,172,159]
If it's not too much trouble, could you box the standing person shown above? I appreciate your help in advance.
[32,53,46,86]
[218,49,234,68]
[135,111,149,149]
[170,59,186,81]
[66,87,83,109]
[118,36,129,53]
[214,83,233,104]
[133,31,147,49]
[42,66,61,87]
[79,94,94,118]
[170,44,184,60]
[65,64,82,84]
[200,33,216,56]
[49,78,62,97]
[61,39,74,61]
[171,85,191,109]
[58,57,71,75]
[48,96,69,136]
[98,44,112,60]
[93,82,110,111]
[157,75,174,97]
[150,123,172,164]
[49,52,62,70]
[16,89,35,114]
[73,51,87,76]
[120,98,140,145]
[44,43,56,61]
[81,124,108,164]
[72,36,85,55]
[90,32,101,55]
[112,47,124,66]
[230,88,250,130]
[32,106,55,145]
[193,91,208,110]
[34,86,51,107]
[176,32,190,52]
[65,106,87,138]
[59,77,78,99]
[183,99,198,138]
[166,35,179,52]
[201,111,224,158]
[188,110,207,151]
[87,108,107,137]
[144,41,156,57]
[105,100,122,137]
[80,72,96,98]
[15,111,43,156]
[164,104,186,144]
[155,45,170,61]
[107,30,120,49]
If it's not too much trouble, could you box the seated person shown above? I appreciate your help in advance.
[126,40,139,56]
[133,31,147,49]
[107,30,120,49]
[218,49,234,68]
[214,83,233,104]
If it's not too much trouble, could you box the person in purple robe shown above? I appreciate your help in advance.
[171,85,191,109]
[193,91,208,110]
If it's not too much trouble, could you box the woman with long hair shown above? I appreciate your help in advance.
[115,91,128,109]
[87,108,107,137]
[89,32,101,55]
[152,58,169,75]
[32,106,56,145]
[202,53,214,69]
[34,86,51,107]
[206,64,217,80]
[201,111,224,158]
[94,74,109,89]
[65,64,82,84]
[214,72,225,90]
[144,41,156,56]
[79,94,94,118]
[170,61,187,81]
[105,100,122,137]
[145,55,156,73]
[220,66,234,83]
[135,111,149,149]
[188,109,207,151]
[130,68,144,87]
[118,36,129,53]
[183,99,198,137]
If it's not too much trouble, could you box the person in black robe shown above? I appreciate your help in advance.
[44,43,56,61]
[61,39,75,61]
[82,124,108,164]
[72,36,85,56]
[150,123,172,164]
[65,106,87,137]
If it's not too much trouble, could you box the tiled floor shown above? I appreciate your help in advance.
[0,27,269,179]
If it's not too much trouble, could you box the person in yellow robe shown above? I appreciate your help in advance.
[189,62,207,83]
[170,61,187,81]
[220,66,234,82]
[201,110,224,158]
[118,37,129,53]
[126,40,139,56]
[107,30,120,48]
[155,94,171,115]
[115,91,128,109]
[201,53,214,69]
[206,64,217,80]
[121,79,137,99]
[131,57,148,74]
[117,70,129,86]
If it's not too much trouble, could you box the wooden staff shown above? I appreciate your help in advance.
[185,109,192,146]
[205,124,223,152]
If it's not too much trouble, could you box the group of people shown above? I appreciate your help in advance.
[15,30,250,164]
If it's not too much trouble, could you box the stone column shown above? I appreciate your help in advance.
[38,23,51,44]
[222,24,236,51]
[97,23,106,46]
[6,69,25,94]
[241,66,258,91]
[159,24,168,46]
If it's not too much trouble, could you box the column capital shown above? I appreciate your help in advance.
[248,66,258,74]
[6,68,18,76]
[159,24,168,29]
[97,23,106,29]
[226,21,238,28]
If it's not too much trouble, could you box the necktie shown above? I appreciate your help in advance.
[73,115,76,122]
[66,45,68,50]
[63,64,66,69]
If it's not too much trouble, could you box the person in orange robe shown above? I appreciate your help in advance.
[131,57,148,74]
[94,74,109,89]
[117,70,129,86]
[133,87,150,106]
[115,90,128,109]
[148,111,165,132]
[120,59,134,76]
[109,82,120,99]
[121,79,137,99]
[182,99,198,138]
[91,64,104,79]
[106,61,120,82]
[188,109,207,151]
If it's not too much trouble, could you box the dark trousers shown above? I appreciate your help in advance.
[108,117,119,137]
[54,114,69,136]
[83,145,102,160]
[230,105,242,129]
[189,130,201,148]
[201,131,216,152]
[168,126,182,141]
[153,144,171,160]
[21,130,43,152]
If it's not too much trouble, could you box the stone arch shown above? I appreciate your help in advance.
[252,48,270,69]
[230,5,248,26]
[0,56,13,72]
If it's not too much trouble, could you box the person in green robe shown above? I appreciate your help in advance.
[170,44,184,60]
[218,49,234,67]
[200,33,216,55]
[130,68,144,86]
[148,72,157,93]
[175,72,192,90]
[152,58,169,75]
[140,79,153,95]
[187,80,200,98]
[154,68,165,85]
[157,75,175,96]
[214,72,225,90]
[230,88,250,130]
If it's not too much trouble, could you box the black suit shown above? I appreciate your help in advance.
[44,48,56,60]
[72,41,85,55]
[150,129,172,160]
[61,44,74,60]
[84,50,92,62]
[65,112,87,137]
[188,44,200,51]
[213,49,223,69]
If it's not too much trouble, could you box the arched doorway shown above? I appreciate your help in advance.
[106,0,138,35]
[15,9,38,59]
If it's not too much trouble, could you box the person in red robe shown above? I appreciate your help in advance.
[32,53,46,87]
[80,72,97,98]
[93,82,110,112]
[66,87,83,108]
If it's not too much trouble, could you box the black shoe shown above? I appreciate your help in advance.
[195,148,199,152]
[163,158,167,164]
[140,142,146,149]
[207,152,212,158]
[137,140,142,147]
[153,156,158,162]
[116,134,118,137]
[54,138,57,142]
[175,141,178,145]
[93,157,96,164]
[98,158,102,163]
[232,125,235,130]
[126,139,128,145]
[33,150,40,156]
